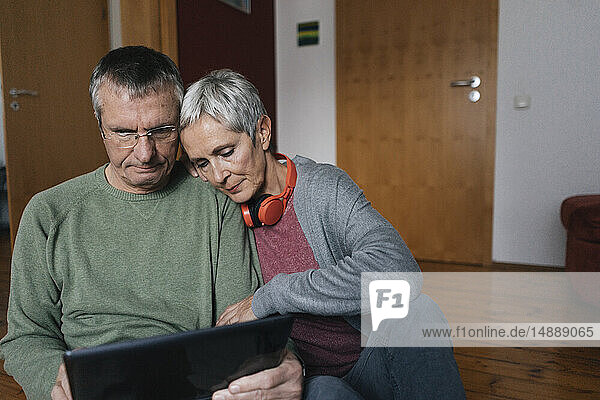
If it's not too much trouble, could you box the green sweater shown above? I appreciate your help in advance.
[0,162,262,400]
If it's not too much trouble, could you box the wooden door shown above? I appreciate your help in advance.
[119,0,179,64]
[337,0,498,264]
[0,2,110,244]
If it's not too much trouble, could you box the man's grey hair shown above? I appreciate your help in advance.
[90,46,184,125]
[180,69,267,143]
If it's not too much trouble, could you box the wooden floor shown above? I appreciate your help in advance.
[420,261,600,399]
[0,235,599,399]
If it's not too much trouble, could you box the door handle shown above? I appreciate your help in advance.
[9,88,39,97]
[450,76,480,88]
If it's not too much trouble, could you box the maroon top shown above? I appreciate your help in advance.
[253,194,362,377]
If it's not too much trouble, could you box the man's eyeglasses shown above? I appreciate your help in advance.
[100,125,178,149]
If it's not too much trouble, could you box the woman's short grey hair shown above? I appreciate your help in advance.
[90,46,184,125]
[180,69,267,143]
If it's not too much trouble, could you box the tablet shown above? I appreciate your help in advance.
[64,315,294,400]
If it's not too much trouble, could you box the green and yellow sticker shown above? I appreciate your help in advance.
[298,21,319,46]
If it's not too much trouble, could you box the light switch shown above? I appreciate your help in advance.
[513,95,531,110]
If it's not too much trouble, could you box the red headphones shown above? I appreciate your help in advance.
[241,153,297,227]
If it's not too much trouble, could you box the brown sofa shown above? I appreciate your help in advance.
[561,195,600,272]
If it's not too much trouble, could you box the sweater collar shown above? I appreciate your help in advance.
[94,162,186,201]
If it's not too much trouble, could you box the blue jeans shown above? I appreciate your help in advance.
[303,293,465,399]
[303,346,465,400]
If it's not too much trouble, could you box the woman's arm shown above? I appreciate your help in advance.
[251,163,422,318]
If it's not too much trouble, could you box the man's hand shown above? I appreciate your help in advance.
[51,363,72,400]
[212,350,303,400]
[216,295,258,326]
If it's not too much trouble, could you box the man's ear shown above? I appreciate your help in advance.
[94,112,99,123]
[95,113,103,136]
[256,116,272,151]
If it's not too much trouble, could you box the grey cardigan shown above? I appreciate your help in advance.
[251,156,422,323]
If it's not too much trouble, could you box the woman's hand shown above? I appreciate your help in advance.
[216,295,258,326]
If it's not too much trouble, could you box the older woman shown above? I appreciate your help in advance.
[180,70,464,400]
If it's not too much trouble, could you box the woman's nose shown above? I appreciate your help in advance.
[212,162,230,184]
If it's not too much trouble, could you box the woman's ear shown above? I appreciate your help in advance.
[198,171,209,182]
[256,115,272,151]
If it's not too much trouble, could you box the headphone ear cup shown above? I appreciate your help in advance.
[248,193,272,227]
[241,203,255,227]
[242,153,295,227]
[258,197,284,226]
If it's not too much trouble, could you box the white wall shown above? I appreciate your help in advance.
[493,0,600,266]
[108,0,122,50]
[275,0,336,165]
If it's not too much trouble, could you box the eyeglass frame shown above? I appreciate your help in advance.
[99,122,179,149]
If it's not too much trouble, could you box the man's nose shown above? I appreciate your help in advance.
[133,136,156,163]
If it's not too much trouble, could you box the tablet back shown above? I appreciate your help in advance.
[64,315,294,400]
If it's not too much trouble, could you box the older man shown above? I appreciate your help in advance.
[0,46,302,400]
